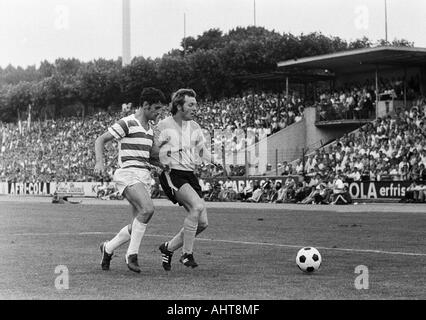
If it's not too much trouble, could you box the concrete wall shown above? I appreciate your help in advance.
[304,107,360,149]
[253,106,365,175]
[244,118,306,175]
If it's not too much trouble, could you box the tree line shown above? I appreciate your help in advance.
[0,26,413,123]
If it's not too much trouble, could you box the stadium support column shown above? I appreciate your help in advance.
[275,149,278,175]
[222,141,226,175]
[375,66,379,119]
[403,67,407,110]
[313,82,317,101]
[304,82,308,100]
[286,77,289,98]
[245,140,248,179]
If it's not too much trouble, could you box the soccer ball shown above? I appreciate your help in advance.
[296,247,322,273]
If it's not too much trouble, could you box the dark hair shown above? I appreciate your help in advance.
[170,88,196,115]
[139,87,166,107]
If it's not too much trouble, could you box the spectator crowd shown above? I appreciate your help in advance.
[315,75,421,122]
[0,113,118,183]
[201,173,353,205]
[0,91,304,183]
[1,86,425,203]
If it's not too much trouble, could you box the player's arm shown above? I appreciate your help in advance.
[194,127,216,166]
[149,144,168,171]
[94,131,115,175]
[152,123,174,169]
[198,143,213,164]
[153,124,170,149]
[95,119,128,175]
[197,143,224,175]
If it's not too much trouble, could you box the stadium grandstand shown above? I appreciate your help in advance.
[1,46,425,204]
[2,2,426,301]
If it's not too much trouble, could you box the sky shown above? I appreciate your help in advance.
[1,0,425,68]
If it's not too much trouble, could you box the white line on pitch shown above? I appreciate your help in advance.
[4,231,426,257]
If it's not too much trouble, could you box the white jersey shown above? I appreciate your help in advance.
[155,116,207,171]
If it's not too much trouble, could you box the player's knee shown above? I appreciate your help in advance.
[144,206,155,218]
[136,206,154,223]
[196,223,208,234]
[190,202,205,216]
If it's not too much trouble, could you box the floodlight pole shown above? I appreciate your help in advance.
[384,0,388,43]
[122,0,131,66]
[183,13,187,56]
[254,0,256,26]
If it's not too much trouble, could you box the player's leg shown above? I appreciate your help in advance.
[158,202,189,271]
[100,196,139,271]
[122,182,154,273]
[173,184,206,267]
[167,206,208,252]
[103,206,135,255]
[160,203,208,270]
[100,223,131,271]
[100,170,132,271]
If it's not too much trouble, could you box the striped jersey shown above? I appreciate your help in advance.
[108,114,153,170]
[155,116,207,171]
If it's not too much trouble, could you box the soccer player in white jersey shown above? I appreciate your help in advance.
[94,87,166,273]
[155,88,213,270]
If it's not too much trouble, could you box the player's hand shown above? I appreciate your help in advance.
[158,136,171,148]
[211,162,221,168]
[94,162,104,175]
[155,162,167,171]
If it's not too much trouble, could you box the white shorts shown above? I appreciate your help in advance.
[113,168,152,196]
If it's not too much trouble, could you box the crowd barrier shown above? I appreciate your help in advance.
[0,181,102,197]
[347,181,411,199]
[0,178,412,200]
[198,177,411,200]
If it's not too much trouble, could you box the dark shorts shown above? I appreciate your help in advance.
[159,169,203,205]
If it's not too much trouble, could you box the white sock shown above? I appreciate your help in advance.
[126,219,147,256]
[105,224,131,254]
[182,216,198,254]
[168,225,206,252]
[167,228,184,252]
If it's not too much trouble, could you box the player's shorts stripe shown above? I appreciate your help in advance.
[120,143,151,151]
[127,132,154,140]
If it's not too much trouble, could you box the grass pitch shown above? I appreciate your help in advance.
[0,197,425,300]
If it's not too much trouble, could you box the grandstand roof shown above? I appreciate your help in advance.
[277,46,426,75]
[235,71,334,82]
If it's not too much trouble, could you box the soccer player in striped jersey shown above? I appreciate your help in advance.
[155,88,213,270]
[94,87,166,273]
